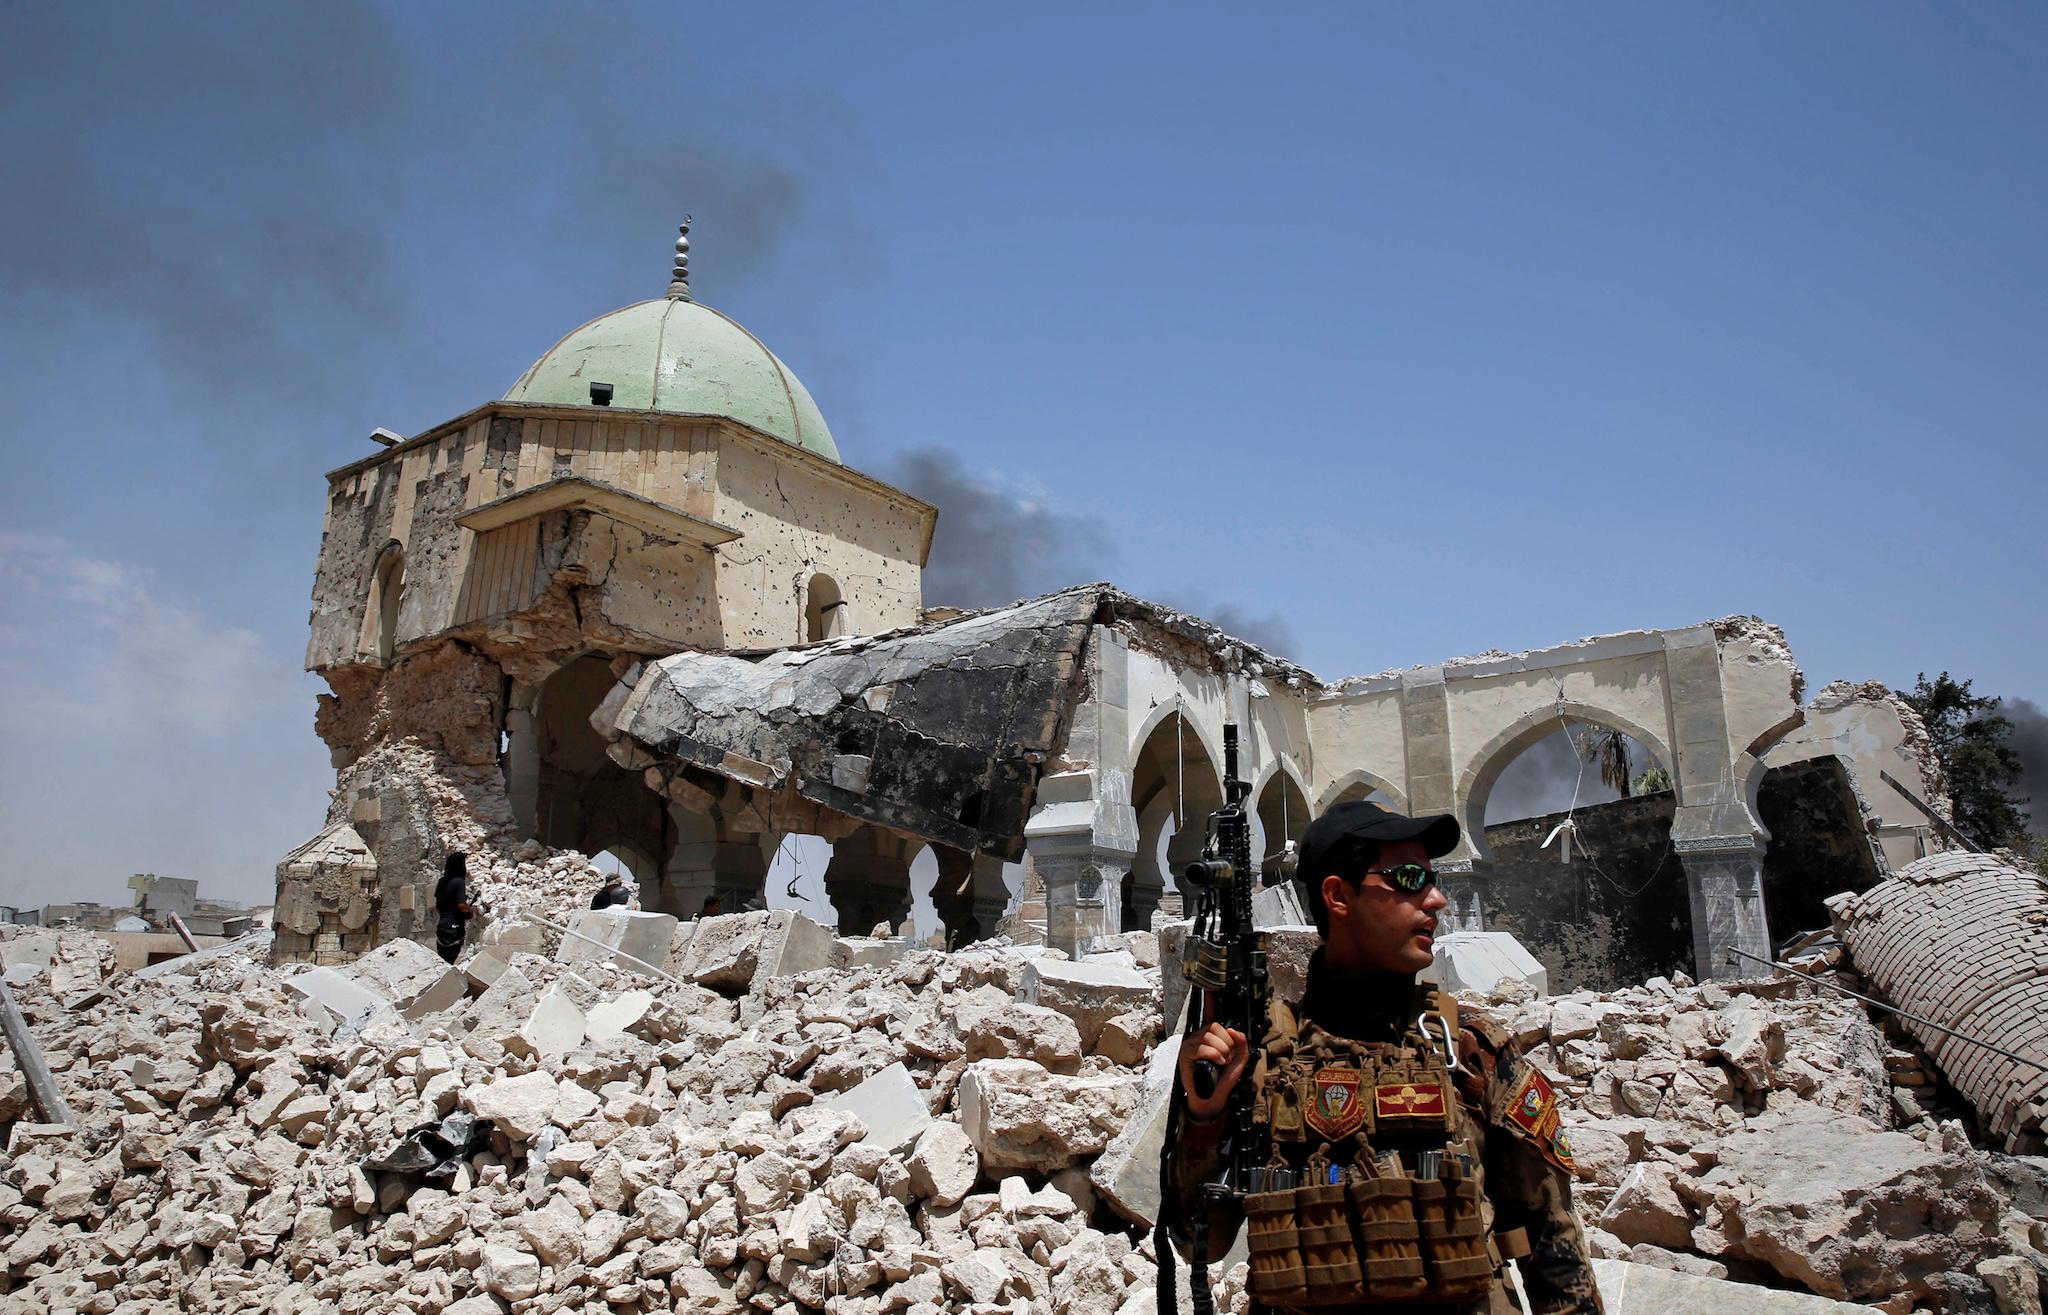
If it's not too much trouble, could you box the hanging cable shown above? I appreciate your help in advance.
[1176,710,1185,826]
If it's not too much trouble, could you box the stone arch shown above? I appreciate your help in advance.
[1458,701,1678,862]
[1315,768,1409,815]
[1127,706,1226,926]
[361,541,405,661]
[804,572,848,642]
[1127,699,1228,791]
[1252,760,1311,875]
[587,839,659,886]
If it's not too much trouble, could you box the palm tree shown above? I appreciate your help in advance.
[1576,727,1634,798]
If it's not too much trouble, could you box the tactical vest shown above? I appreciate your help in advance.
[1241,989,1530,1310]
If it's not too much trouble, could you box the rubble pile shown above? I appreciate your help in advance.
[2,919,2044,1315]
[1488,972,2048,1309]
[0,922,1168,1315]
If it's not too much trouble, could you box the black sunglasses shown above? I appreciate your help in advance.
[1364,863,1440,893]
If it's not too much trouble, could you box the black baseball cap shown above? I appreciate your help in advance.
[1297,799,1462,881]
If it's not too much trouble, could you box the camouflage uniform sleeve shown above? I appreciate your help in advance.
[1461,1020,1605,1315]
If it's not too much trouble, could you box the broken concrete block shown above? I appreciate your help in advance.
[467,1071,561,1143]
[1251,879,1308,928]
[957,1058,1139,1172]
[459,965,537,1064]
[830,936,904,972]
[820,1061,930,1153]
[475,919,545,957]
[461,951,512,993]
[678,910,836,992]
[907,1120,979,1206]
[0,933,57,983]
[1589,1258,1879,1314]
[1090,1033,1180,1227]
[514,984,587,1060]
[1428,930,1550,998]
[132,928,273,979]
[283,967,397,1035]
[1022,957,1155,1050]
[585,989,654,1043]
[555,909,679,976]
[343,936,467,1019]
[960,1002,1083,1074]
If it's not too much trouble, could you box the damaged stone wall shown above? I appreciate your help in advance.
[1484,758,1888,991]
[305,404,934,673]
[1767,679,1951,871]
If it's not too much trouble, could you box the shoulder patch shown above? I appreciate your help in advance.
[1494,1061,1576,1175]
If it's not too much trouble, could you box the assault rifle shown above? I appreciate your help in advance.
[1157,722,1269,1315]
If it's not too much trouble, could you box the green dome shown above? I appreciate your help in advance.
[505,298,838,463]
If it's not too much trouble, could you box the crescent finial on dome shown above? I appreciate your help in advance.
[667,216,693,301]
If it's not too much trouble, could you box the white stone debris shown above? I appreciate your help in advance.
[0,917,2042,1315]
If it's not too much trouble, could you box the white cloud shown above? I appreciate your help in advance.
[0,535,329,913]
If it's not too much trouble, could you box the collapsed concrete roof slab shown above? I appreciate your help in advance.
[599,589,1109,857]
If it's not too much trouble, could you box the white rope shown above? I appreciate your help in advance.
[1175,710,1185,825]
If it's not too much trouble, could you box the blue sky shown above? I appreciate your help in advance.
[2,2,2042,915]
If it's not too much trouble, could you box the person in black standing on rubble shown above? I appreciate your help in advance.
[433,852,474,965]
[1162,800,1604,1314]
[590,873,632,911]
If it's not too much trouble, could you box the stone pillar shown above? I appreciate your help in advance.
[1676,836,1773,980]
[1122,868,1165,933]
[933,847,1009,948]
[1163,826,1207,892]
[822,828,917,935]
[1434,859,1488,934]
[1024,769,1139,958]
[662,804,776,917]
[1662,624,1776,981]
[503,682,542,840]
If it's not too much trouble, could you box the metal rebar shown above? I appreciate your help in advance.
[1878,770,1980,853]
[1723,945,2047,1073]
[0,978,75,1126]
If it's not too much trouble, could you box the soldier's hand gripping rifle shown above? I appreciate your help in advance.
[1157,722,1269,1315]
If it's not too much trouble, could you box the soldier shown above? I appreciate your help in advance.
[1163,800,1603,1314]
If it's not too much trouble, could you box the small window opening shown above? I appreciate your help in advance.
[370,548,406,660]
[805,573,848,642]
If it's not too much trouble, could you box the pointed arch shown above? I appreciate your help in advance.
[1457,700,1677,861]
[361,540,406,661]
[1315,768,1409,815]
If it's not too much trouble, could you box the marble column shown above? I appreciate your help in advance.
[1024,769,1140,958]
[1676,836,1773,980]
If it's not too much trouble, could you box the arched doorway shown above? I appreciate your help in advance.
[1463,709,1686,989]
[1126,708,1224,931]
[805,573,848,642]
[363,544,405,661]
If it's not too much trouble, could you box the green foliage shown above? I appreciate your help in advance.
[1575,727,1634,798]
[1903,672,2031,849]
[1632,765,1673,795]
